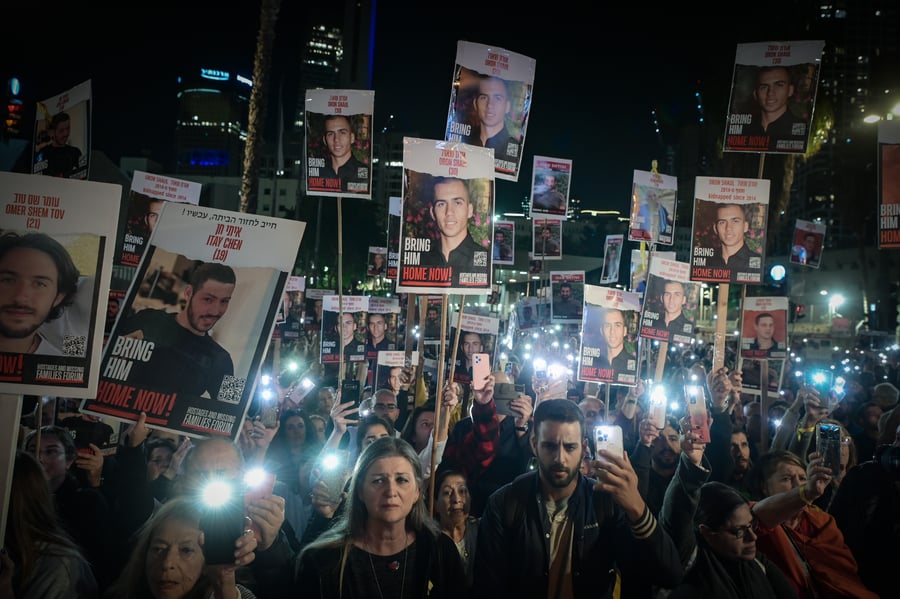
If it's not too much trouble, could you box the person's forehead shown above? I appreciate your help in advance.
[717,205,745,219]
[603,311,625,324]
[325,116,351,130]
[758,68,790,82]
[463,333,481,343]
[479,78,507,95]
[365,425,390,437]
[434,180,469,201]
[194,280,235,297]
[757,316,774,324]
[536,419,583,441]
[440,474,467,489]
[663,282,684,293]
[368,314,385,323]
[0,247,59,277]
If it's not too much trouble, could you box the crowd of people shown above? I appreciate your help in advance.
[7,310,900,598]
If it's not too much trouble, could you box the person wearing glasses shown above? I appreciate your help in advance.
[659,422,797,598]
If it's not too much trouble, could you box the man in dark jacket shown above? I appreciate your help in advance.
[474,398,683,598]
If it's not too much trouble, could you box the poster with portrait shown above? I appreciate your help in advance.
[740,296,788,360]
[628,169,677,245]
[82,204,306,441]
[365,296,400,361]
[723,40,825,154]
[396,138,495,294]
[689,176,770,284]
[276,275,306,345]
[599,234,624,284]
[789,219,826,268]
[741,358,784,397]
[550,271,584,323]
[305,89,374,198]
[320,295,368,364]
[367,246,388,277]
[119,171,201,270]
[514,296,549,330]
[304,288,331,331]
[422,295,444,342]
[877,120,900,249]
[578,285,641,386]
[444,41,536,182]
[530,156,572,218]
[32,80,91,180]
[449,312,499,385]
[629,249,675,295]
[493,220,515,265]
[532,218,562,260]
[375,350,419,393]
[387,196,402,278]
[639,259,697,345]
[0,172,120,397]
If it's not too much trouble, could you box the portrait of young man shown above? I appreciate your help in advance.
[419,176,490,287]
[116,262,236,399]
[706,203,761,274]
[321,114,369,193]
[463,75,521,165]
[0,231,80,356]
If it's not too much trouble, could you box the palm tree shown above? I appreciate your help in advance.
[239,0,282,214]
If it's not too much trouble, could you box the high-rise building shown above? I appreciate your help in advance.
[173,67,253,177]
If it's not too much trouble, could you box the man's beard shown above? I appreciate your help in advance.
[0,305,44,339]
[539,460,579,489]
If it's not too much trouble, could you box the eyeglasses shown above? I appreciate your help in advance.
[374,404,398,411]
[713,525,755,540]
[584,411,600,418]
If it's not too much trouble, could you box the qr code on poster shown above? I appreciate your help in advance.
[216,375,246,405]
[473,251,487,267]
[62,336,87,357]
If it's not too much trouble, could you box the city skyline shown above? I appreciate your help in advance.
[5,2,809,215]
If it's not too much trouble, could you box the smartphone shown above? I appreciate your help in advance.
[816,422,842,475]
[198,484,246,565]
[594,425,624,459]
[340,379,361,408]
[243,468,276,507]
[648,384,667,430]
[472,353,491,390]
[259,403,279,429]
[316,451,351,504]
[805,370,833,394]
[684,384,711,443]
[494,383,526,416]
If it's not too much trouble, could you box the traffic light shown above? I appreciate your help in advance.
[794,302,805,321]
[3,77,23,137]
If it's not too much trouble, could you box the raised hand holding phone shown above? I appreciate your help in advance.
[472,353,491,390]
[684,383,711,444]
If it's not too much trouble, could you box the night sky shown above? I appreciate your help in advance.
[5,2,802,215]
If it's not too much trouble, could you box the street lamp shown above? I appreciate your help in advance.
[828,293,845,318]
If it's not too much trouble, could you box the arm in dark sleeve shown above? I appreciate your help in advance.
[630,442,652,504]
[250,529,296,598]
[472,489,511,599]
[613,502,684,590]
[706,410,734,483]
[659,452,711,566]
